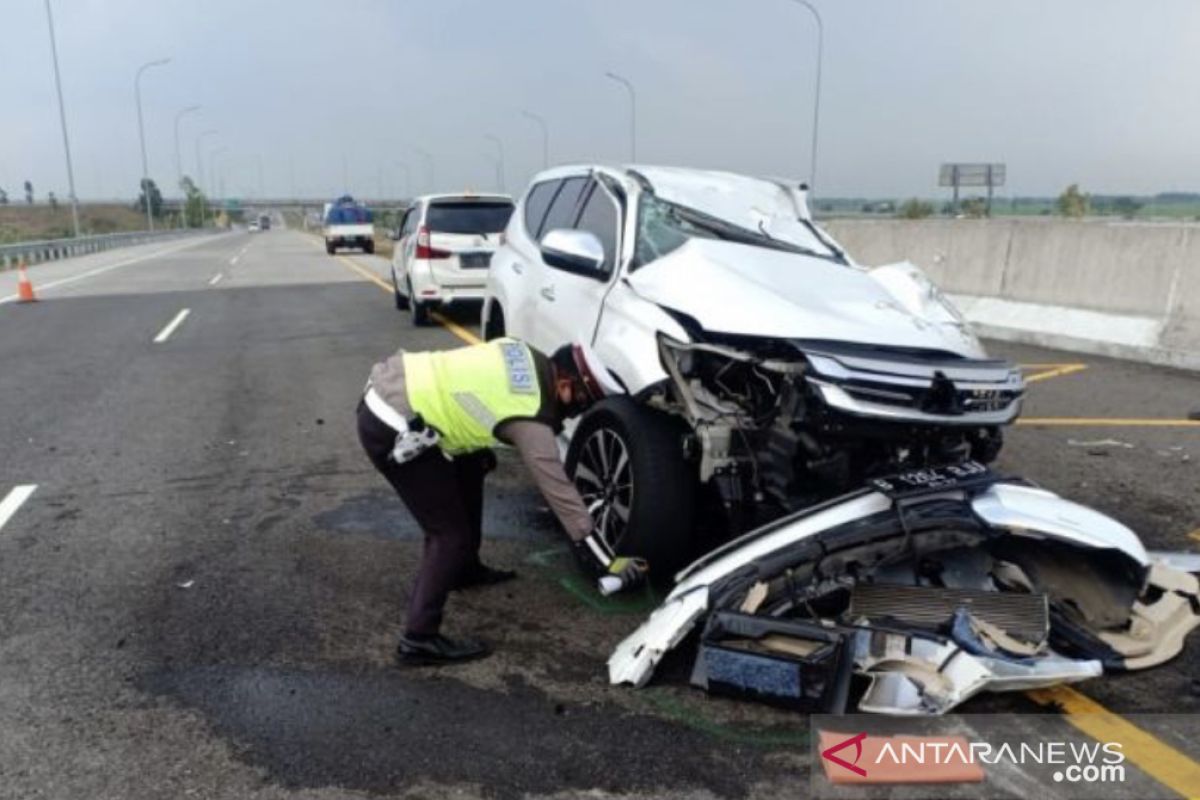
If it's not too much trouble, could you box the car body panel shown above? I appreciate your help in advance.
[608,482,1153,695]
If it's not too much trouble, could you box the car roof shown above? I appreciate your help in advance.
[413,192,513,205]
[523,164,812,221]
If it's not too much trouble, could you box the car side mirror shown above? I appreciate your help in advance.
[539,228,605,273]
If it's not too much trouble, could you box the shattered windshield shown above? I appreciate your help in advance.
[633,191,839,268]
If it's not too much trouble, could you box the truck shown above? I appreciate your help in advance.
[323,195,374,255]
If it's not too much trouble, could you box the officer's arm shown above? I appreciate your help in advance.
[497,420,593,541]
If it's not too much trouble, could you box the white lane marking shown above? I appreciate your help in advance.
[209,273,223,286]
[0,485,37,531]
[0,235,230,305]
[153,308,191,343]
[229,256,239,265]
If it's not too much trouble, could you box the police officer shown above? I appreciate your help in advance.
[357,337,647,665]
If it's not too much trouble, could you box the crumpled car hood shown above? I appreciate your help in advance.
[626,239,983,356]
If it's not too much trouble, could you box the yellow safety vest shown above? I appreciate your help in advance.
[403,339,547,455]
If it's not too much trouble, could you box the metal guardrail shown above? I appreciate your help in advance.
[0,228,210,270]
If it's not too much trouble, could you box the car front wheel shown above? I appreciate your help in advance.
[565,397,697,579]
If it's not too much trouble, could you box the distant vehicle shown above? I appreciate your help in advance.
[323,195,375,255]
[390,193,513,326]
[248,220,260,232]
[258,214,271,231]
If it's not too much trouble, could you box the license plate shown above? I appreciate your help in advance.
[869,461,994,499]
[459,252,491,269]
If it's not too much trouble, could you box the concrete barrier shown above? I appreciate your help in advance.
[824,218,1200,371]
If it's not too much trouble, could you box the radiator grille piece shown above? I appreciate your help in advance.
[848,583,1049,644]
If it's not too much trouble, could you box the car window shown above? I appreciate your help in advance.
[538,177,588,239]
[425,201,514,234]
[325,205,372,225]
[571,182,619,276]
[399,209,417,237]
[522,181,559,239]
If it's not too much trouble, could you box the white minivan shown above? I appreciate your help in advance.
[390,193,514,325]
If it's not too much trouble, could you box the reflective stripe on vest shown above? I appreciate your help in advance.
[402,339,543,454]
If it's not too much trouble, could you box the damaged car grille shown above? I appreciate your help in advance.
[802,347,1025,425]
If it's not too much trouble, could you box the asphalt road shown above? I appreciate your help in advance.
[0,228,1197,799]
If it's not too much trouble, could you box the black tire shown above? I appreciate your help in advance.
[483,303,505,341]
[393,273,409,310]
[364,240,375,255]
[325,241,336,255]
[409,280,431,326]
[565,397,697,579]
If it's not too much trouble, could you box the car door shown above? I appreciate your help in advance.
[489,179,560,341]
[534,176,624,351]
[393,205,421,291]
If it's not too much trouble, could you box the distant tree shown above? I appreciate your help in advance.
[961,197,988,218]
[48,191,59,209]
[0,187,7,205]
[178,175,207,228]
[1112,196,1142,219]
[1057,184,1089,218]
[24,180,33,204]
[897,198,934,219]
[137,178,164,218]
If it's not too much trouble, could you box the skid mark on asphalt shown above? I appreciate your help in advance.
[1028,685,1200,798]
[1021,363,1088,383]
[0,484,37,531]
[153,308,191,343]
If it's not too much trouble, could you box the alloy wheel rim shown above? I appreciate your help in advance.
[574,427,633,551]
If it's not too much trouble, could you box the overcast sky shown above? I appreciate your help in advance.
[3,0,1198,201]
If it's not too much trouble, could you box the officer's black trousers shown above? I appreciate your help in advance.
[356,401,490,636]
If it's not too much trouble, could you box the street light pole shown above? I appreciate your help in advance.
[520,110,550,170]
[604,71,637,162]
[43,0,81,238]
[484,134,505,192]
[393,161,411,200]
[786,0,824,191]
[413,147,434,193]
[135,57,170,231]
[209,145,228,220]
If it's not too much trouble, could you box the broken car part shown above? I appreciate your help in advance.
[609,474,1198,714]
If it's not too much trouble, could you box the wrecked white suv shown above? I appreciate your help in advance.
[482,166,1025,574]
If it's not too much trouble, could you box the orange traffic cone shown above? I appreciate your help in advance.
[16,261,37,303]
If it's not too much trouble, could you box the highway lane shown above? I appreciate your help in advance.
[0,228,1198,799]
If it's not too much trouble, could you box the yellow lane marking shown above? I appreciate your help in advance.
[330,252,482,347]
[431,311,482,345]
[1017,418,1200,428]
[1021,363,1088,383]
[1027,685,1200,799]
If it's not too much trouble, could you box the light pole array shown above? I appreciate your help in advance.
[413,147,434,193]
[43,0,81,238]
[604,71,637,162]
[520,109,550,171]
[195,129,217,226]
[135,57,171,231]
[393,161,411,200]
[786,0,824,190]
[484,134,505,192]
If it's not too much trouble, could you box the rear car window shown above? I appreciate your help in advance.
[325,206,373,224]
[425,201,514,234]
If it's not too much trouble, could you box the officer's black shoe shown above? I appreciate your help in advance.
[452,563,517,591]
[396,633,491,666]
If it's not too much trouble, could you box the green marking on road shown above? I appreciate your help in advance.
[637,690,809,749]
[525,545,660,615]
